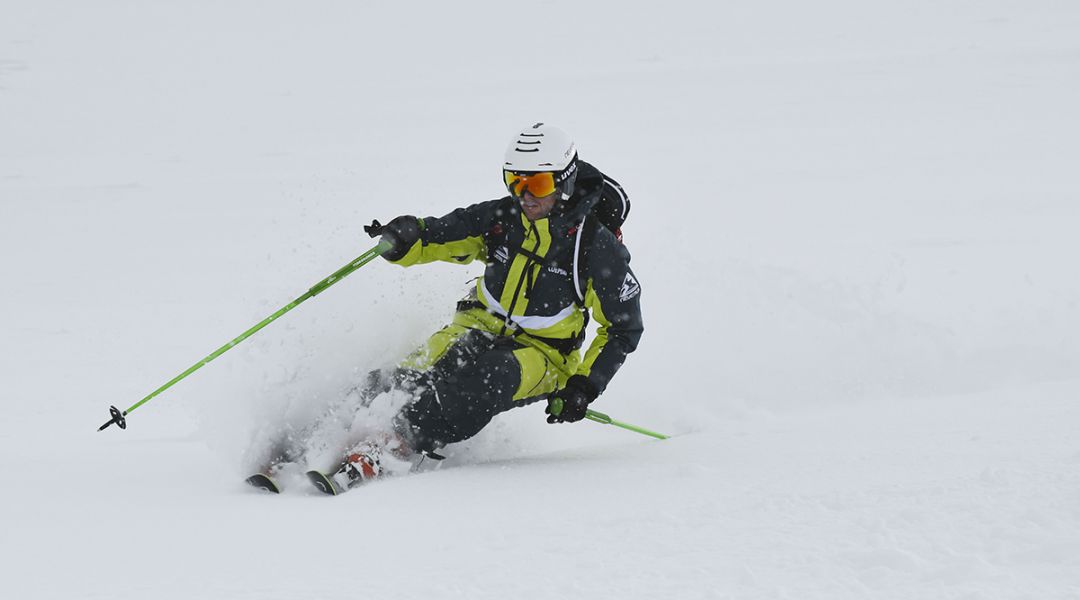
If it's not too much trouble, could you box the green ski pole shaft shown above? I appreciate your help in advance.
[97,240,393,432]
[584,409,669,440]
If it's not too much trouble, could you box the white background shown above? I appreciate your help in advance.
[2,1,1078,598]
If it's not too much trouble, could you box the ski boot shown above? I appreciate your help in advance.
[337,441,383,486]
[306,441,384,495]
[306,432,424,495]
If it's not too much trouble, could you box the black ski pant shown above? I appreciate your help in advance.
[390,329,537,453]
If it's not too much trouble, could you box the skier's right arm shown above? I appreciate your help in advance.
[370,199,501,267]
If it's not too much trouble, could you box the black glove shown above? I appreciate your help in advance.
[546,375,599,424]
[365,216,421,261]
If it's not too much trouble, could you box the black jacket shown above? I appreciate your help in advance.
[392,161,643,395]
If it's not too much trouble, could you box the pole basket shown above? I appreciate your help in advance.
[98,405,127,432]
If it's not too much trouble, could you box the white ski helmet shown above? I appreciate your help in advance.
[503,123,577,172]
[503,123,579,198]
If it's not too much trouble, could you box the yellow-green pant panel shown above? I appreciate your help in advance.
[399,309,582,399]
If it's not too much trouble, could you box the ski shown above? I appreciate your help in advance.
[306,469,343,495]
[245,473,281,494]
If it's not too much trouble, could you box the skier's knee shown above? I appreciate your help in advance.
[392,389,451,453]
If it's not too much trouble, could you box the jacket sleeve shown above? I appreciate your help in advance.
[390,199,503,267]
[578,227,643,395]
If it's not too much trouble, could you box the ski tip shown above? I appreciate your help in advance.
[245,473,281,494]
[305,470,340,496]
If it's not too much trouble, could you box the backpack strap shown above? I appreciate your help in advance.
[571,213,598,307]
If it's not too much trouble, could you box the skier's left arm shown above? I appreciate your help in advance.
[579,229,644,396]
[547,229,643,423]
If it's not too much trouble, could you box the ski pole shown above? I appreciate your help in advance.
[97,240,394,432]
[584,409,670,440]
[548,397,669,440]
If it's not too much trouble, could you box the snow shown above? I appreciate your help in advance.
[2,0,1079,598]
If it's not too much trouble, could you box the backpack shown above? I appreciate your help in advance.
[591,173,630,242]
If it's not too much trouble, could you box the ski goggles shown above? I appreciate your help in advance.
[504,170,558,198]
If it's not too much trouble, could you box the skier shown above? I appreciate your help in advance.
[286,123,644,493]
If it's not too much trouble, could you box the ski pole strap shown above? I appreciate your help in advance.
[584,409,670,440]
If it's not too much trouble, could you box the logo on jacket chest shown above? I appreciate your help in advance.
[494,246,511,264]
[546,264,569,276]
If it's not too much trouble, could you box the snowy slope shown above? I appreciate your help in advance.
[2,1,1079,598]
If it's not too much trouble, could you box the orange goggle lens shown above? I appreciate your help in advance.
[504,170,557,198]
